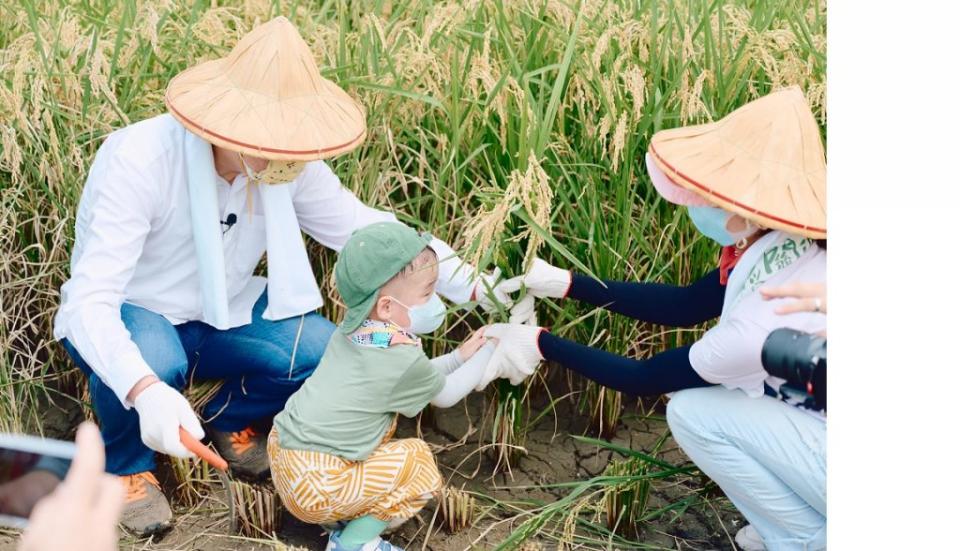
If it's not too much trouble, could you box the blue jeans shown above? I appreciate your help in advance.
[62,291,336,476]
[667,386,826,551]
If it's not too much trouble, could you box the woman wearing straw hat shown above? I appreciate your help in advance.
[52,17,510,535]
[485,87,827,550]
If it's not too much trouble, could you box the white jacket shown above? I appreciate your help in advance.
[54,114,476,406]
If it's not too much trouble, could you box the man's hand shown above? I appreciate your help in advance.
[456,328,488,362]
[132,382,204,458]
[126,374,160,404]
[760,282,827,315]
[18,422,124,551]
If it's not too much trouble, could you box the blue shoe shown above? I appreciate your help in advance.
[325,530,405,551]
[320,520,348,534]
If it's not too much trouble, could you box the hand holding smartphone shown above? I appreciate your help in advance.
[0,433,75,528]
[3,423,123,551]
[3,422,225,551]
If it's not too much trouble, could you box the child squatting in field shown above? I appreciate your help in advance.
[269,222,507,551]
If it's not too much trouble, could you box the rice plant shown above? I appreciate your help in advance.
[495,434,700,550]
[602,431,669,537]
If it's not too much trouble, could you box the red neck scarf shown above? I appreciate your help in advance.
[718,245,743,285]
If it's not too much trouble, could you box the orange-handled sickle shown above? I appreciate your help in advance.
[179,427,228,471]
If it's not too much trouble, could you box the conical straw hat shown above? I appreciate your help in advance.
[648,86,826,238]
[165,16,366,161]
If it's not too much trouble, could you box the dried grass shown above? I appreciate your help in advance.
[230,479,283,537]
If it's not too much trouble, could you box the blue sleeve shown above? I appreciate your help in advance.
[566,268,725,327]
[538,331,712,397]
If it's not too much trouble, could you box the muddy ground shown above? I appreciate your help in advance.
[0,380,743,550]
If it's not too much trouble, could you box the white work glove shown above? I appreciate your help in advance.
[499,258,570,325]
[133,382,204,459]
[508,294,538,326]
[508,258,572,299]
[476,323,545,389]
[474,268,515,313]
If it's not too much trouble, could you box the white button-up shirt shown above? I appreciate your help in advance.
[54,115,477,406]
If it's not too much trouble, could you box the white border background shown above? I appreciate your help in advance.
[830,2,960,548]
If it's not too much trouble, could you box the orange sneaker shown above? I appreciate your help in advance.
[208,426,269,479]
[119,471,172,536]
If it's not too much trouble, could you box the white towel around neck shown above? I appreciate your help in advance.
[184,132,322,329]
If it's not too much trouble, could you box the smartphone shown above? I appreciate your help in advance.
[0,433,75,529]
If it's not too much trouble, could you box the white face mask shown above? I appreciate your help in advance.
[687,206,757,246]
[387,293,446,335]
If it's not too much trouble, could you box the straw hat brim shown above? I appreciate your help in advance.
[648,140,827,239]
[165,59,367,162]
[648,87,826,239]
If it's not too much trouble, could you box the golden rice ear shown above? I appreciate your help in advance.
[459,153,553,272]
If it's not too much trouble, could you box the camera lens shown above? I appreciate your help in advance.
[761,328,827,410]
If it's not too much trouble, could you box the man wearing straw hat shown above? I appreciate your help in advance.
[52,17,509,535]
[485,87,827,550]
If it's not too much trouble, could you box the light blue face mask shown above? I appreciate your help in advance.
[390,293,446,335]
[686,205,754,246]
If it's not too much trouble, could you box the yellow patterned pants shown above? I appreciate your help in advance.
[267,424,442,524]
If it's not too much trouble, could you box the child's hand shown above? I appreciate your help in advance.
[456,328,488,362]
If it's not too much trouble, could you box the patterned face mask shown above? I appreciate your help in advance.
[240,154,306,184]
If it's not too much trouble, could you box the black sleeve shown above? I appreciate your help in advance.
[538,331,711,397]
[566,268,725,327]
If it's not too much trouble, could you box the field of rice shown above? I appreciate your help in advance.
[0,0,825,548]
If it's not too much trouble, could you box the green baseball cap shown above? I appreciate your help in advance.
[335,222,434,333]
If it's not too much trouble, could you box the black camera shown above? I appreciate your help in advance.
[761,328,826,412]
